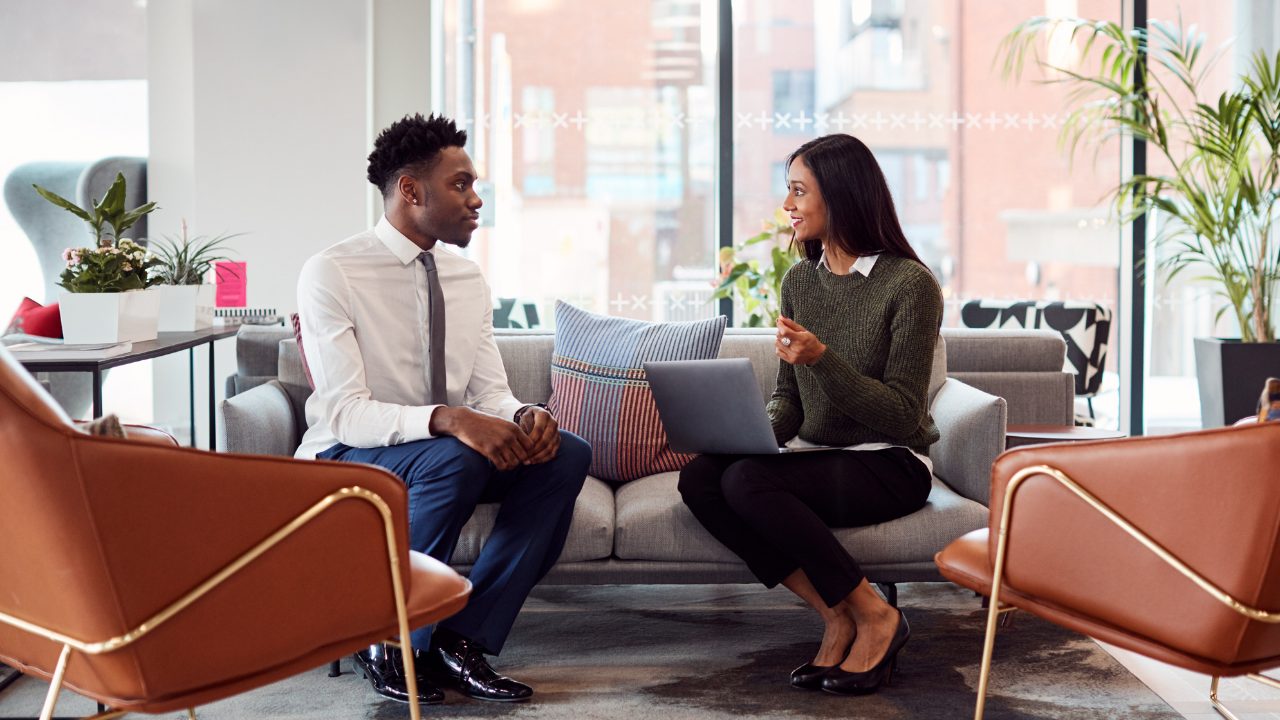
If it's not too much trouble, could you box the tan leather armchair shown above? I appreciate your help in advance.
[0,347,471,720]
[936,423,1280,720]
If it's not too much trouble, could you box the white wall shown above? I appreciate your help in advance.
[148,0,431,446]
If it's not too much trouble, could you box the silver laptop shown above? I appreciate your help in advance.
[645,358,840,455]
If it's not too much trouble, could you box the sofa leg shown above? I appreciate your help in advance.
[876,582,897,607]
[328,659,341,677]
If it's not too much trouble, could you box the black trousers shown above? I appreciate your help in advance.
[678,447,932,607]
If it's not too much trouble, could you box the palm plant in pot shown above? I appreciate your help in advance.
[1000,15,1280,426]
[34,172,163,344]
[149,220,242,332]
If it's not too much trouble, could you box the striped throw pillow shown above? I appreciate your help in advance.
[548,301,727,483]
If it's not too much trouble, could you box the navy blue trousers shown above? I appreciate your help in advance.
[319,431,590,654]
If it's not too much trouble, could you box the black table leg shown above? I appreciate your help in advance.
[189,348,196,447]
[91,371,103,418]
[208,342,216,451]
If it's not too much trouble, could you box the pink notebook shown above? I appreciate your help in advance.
[216,261,247,307]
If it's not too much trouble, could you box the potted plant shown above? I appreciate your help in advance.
[712,210,801,327]
[149,220,241,332]
[33,173,162,344]
[57,239,163,343]
[1000,16,1280,426]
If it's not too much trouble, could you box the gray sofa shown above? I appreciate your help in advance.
[219,326,1072,590]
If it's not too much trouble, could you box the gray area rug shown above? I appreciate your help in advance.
[0,583,1176,719]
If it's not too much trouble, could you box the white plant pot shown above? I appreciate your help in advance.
[59,288,161,345]
[155,284,216,332]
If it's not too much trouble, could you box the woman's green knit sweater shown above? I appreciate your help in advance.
[767,254,943,454]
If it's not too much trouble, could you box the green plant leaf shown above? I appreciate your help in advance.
[96,173,127,216]
[32,185,92,222]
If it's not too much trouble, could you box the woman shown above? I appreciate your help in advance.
[678,134,942,696]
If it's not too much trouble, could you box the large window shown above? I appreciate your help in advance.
[435,0,1280,433]
[0,0,150,421]
[434,0,717,324]
[1143,0,1280,432]
[734,0,1124,428]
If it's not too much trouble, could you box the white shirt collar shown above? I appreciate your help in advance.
[818,251,879,278]
[375,214,430,266]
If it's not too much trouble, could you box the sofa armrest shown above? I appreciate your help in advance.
[124,424,179,446]
[218,380,300,456]
[72,421,179,447]
[930,378,1007,506]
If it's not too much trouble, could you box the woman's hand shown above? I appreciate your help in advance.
[775,316,827,366]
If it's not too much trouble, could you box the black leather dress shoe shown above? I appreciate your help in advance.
[426,633,533,702]
[353,643,445,705]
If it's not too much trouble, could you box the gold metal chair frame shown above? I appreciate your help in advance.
[0,486,427,720]
[973,464,1280,720]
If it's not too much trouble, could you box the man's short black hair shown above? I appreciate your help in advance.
[367,113,468,198]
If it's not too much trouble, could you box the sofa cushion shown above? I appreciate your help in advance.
[278,339,310,389]
[614,472,986,564]
[453,476,615,564]
[497,331,555,403]
[928,333,947,402]
[547,301,726,483]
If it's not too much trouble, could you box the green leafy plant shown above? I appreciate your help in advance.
[1000,15,1280,342]
[149,219,242,285]
[712,210,802,327]
[33,172,158,247]
[58,239,162,293]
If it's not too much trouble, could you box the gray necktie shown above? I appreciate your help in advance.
[419,251,447,405]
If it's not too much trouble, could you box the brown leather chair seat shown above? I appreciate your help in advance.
[935,423,1280,719]
[0,346,470,719]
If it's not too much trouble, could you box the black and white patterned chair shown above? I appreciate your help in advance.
[959,300,1112,424]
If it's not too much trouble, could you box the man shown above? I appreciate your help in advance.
[295,113,590,705]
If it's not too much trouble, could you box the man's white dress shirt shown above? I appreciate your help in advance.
[295,215,525,460]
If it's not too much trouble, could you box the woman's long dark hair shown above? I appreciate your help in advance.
[786,134,925,266]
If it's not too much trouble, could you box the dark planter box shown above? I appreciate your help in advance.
[1194,337,1280,427]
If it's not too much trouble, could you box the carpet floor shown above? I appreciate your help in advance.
[0,583,1177,719]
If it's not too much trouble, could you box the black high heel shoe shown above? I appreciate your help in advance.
[821,610,910,696]
[790,662,835,689]
[792,630,857,689]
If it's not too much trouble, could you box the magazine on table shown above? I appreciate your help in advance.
[2,335,132,360]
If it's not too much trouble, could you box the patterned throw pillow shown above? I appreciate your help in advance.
[1261,378,1280,423]
[548,301,727,483]
[290,313,316,390]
